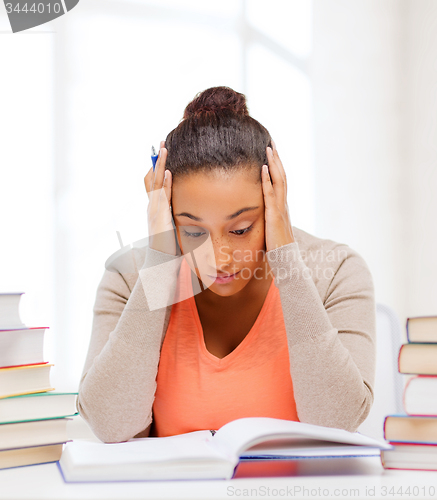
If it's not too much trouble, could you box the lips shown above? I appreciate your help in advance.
[208,271,240,278]
[207,271,239,279]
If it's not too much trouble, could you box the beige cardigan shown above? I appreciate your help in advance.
[77,226,376,443]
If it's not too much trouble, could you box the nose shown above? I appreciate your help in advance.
[206,237,233,272]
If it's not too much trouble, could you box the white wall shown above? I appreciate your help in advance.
[311,0,437,333]
[0,27,57,372]
[2,0,436,392]
[403,0,437,323]
[45,1,316,390]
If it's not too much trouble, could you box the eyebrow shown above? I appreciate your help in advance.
[174,206,260,222]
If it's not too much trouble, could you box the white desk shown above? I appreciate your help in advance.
[1,417,436,500]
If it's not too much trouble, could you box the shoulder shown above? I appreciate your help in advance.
[100,239,146,298]
[292,226,366,264]
[291,226,374,302]
[102,237,183,296]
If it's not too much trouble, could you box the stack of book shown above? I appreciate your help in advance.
[0,292,78,470]
[381,315,437,471]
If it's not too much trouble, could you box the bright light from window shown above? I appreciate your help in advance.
[247,42,315,232]
[246,0,312,59]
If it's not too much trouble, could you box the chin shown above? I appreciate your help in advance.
[204,278,248,297]
[207,287,239,297]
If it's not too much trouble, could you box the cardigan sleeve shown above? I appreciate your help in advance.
[266,240,376,433]
[76,245,182,443]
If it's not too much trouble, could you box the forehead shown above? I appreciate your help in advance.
[172,169,262,220]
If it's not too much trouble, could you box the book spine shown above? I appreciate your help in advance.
[0,362,48,370]
[397,345,403,373]
[404,375,437,416]
[388,441,437,447]
[382,463,437,472]
[402,375,415,413]
[383,415,388,440]
[398,344,437,375]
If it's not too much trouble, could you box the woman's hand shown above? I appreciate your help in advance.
[144,140,177,256]
[261,141,295,252]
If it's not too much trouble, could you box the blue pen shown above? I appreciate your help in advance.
[151,145,159,171]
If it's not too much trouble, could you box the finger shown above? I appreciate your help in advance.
[266,147,286,206]
[152,147,168,192]
[270,141,287,194]
[148,148,168,215]
[269,143,285,178]
[144,165,154,198]
[261,164,276,208]
[162,169,172,207]
[160,140,165,149]
[153,169,172,231]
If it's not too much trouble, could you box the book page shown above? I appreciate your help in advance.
[240,438,382,458]
[65,430,228,466]
[209,417,391,458]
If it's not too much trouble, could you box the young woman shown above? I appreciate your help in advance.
[77,86,376,442]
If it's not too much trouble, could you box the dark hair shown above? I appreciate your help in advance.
[164,86,272,182]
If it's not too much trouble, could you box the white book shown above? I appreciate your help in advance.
[0,363,54,399]
[0,392,78,424]
[59,417,393,482]
[0,418,71,451]
[404,376,437,416]
[382,443,437,471]
[0,327,47,368]
[0,293,26,330]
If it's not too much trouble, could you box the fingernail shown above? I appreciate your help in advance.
[272,140,276,150]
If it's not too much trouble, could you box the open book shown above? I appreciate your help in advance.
[59,417,392,481]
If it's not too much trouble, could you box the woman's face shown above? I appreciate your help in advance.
[171,169,267,297]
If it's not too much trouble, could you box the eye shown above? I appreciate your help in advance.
[182,229,206,238]
[231,223,254,236]
[181,223,255,239]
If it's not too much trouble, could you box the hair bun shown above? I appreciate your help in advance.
[183,86,249,119]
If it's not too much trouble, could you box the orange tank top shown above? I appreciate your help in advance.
[152,257,299,437]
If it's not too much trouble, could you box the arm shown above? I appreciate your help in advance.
[77,245,182,443]
[266,241,376,432]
